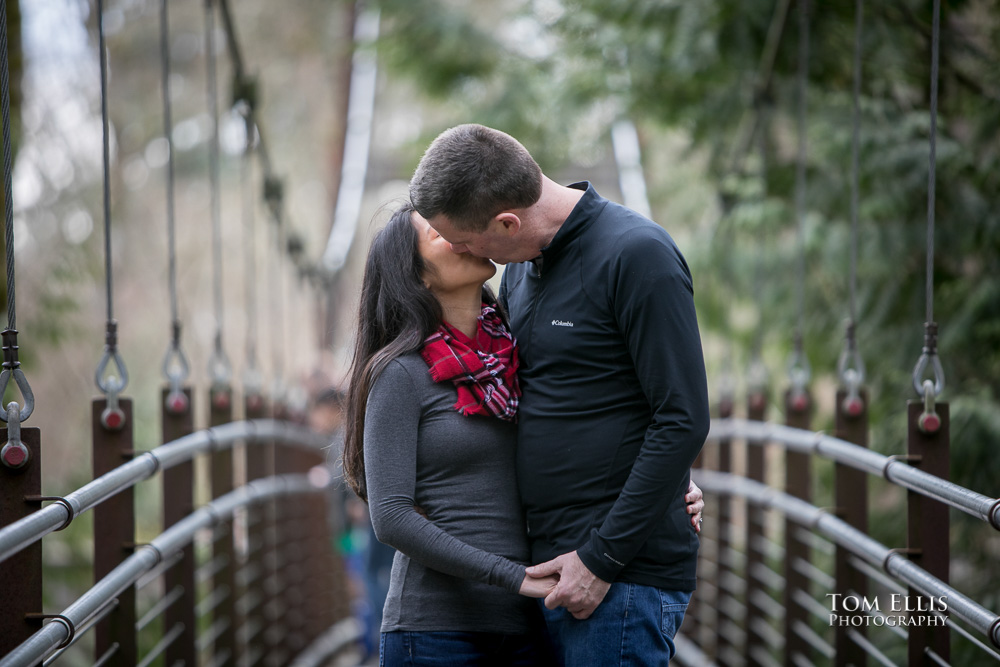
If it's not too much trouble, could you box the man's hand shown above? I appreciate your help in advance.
[686,478,705,533]
[526,551,611,620]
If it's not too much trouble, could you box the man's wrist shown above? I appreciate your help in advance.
[576,542,621,582]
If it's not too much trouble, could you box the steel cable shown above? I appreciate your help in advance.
[788,0,811,393]
[911,0,944,397]
[93,0,128,404]
[925,0,940,327]
[98,0,113,329]
[204,0,230,387]
[848,0,863,331]
[0,0,15,332]
[161,0,178,339]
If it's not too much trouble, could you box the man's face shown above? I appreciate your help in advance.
[427,213,533,265]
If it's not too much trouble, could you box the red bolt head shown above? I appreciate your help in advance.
[2,443,28,468]
[213,391,231,411]
[102,408,125,430]
[166,392,189,414]
[919,412,941,434]
[749,394,766,412]
[844,397,864,417]
[791,394,810,412]
[246,394,263,412]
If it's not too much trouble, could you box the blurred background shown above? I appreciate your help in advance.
[2,0,998,661]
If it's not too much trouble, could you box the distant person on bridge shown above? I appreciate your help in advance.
[409,124,711,666]
[341,200,704,666]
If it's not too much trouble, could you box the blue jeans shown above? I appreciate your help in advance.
[540,583,691,666]
[380,630,554,666]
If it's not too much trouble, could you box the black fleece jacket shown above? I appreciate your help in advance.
[500,182,709,591]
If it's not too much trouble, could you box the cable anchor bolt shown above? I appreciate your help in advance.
[911,322,944,398]
[2,401,29,469]
[918,379,941,434]
[162,330,191,415]
[208,341,233,411]
[96,322,129,431]
[787,349,811,413]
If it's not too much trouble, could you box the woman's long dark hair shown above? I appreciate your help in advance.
[342,202,505,501]
[343,202,440,501]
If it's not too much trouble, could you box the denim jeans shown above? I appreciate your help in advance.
[540,583,691,666]
[379,629,554,666]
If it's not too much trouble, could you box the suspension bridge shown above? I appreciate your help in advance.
[1,1,998,666]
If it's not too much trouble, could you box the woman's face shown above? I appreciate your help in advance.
[412,211,496,294]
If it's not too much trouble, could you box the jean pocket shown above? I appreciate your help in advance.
[659,590,692,637]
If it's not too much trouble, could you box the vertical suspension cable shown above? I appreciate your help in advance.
[911,0,944,398]
[0,0,34,433]
[848,0,862,331]
[93,0,128,430]
[839,0,866,412]
[241,111,261,402]
[0,1,14,333]
[160,0,189,411]
[788,0,811,399]
[204,0,230,389]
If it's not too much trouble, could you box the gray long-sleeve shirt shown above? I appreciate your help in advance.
[364,353,537,633]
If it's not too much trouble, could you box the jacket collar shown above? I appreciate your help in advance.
[539,182,605,262]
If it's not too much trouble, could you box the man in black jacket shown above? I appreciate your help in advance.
[410,124,710,666]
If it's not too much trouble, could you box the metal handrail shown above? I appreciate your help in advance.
[0,420,330,565]
[692,469,1000,651]
[709,419,1000,530]
[0,473,327,667]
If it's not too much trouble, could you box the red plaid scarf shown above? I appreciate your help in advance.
[419,304,521,421]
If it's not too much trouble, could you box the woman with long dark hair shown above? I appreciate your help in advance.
[343,201,556,664]
[342,202,703,665]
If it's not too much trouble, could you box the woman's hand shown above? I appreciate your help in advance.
[686,478,705,533]
[518,572,559,598]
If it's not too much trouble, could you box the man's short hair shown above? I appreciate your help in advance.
[409,124,542,233]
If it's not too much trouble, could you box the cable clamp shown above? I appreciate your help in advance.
[25,495,76,531]
[25,613,76,649]
[96,321,129,430]
[911,322,944,397]
[917,379,942,434]
[0,329,34,422]
[162,323,191,415]
[1,401,29,469]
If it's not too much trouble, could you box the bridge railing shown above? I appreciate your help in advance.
[0,420,357,667]
[683,410,1000,667]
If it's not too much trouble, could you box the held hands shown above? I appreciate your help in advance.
[518,572,559,598]
[525,551,611,620]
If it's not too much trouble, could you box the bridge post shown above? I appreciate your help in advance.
[833,387,869,665]
[0,426,43,659]
[162,387,197,667]
[243,393,270,666]
[783,389,812,666]
[745,389,768,665]
[274,410,309,659]
[266,400,288,665]
[210,384,237,666]
[92,397,137,666]
[687,409,706,649]
[714,395,735,664]
[906,400,950,665]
